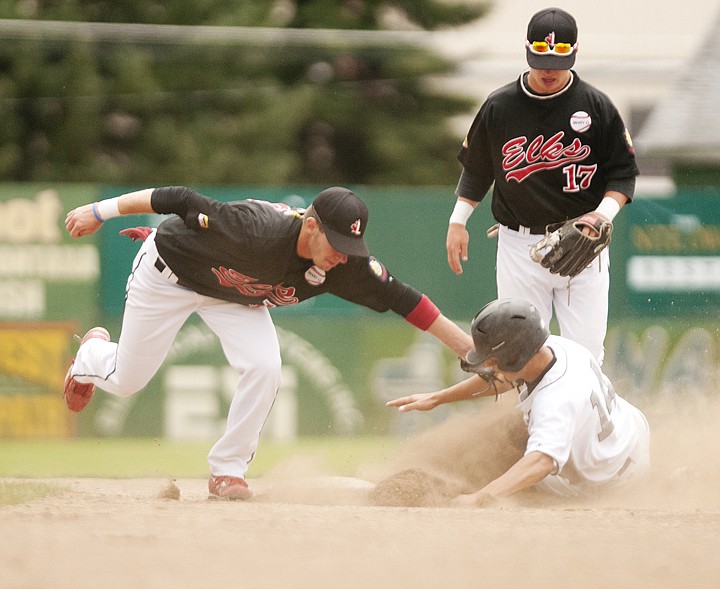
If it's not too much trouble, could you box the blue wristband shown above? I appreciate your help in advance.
[92,202,105,223]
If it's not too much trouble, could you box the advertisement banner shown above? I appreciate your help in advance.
[0,322,76,437]
[620,190,720,317]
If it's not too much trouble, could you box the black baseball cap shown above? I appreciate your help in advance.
[526,8,578,71]
[311,187,369,257]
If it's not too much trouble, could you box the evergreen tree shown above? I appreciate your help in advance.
[0,1,488,184]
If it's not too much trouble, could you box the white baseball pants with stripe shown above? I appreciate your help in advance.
[71,231,282,478]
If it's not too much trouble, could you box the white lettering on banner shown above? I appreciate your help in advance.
[94,322,362,438]
[93,396,134,437]
[165,323,219,362]
[0,244,99,279]
[277,327,364,434]
[0,280,44,318]
[161,364,299,441]
[163,366,222,440]
[627,256,720,291]
[0,190,62,243]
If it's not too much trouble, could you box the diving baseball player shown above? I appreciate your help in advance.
[446,8,639,363]
[387,298,651,503]
[64,186,473,500]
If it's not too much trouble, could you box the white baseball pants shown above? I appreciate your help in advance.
[71,231,282,478]
[495,225,610,363]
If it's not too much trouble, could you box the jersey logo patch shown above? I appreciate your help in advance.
[198,213,209,229]
[305,265,326,286]
[570,111,591,133]
[623,127,635,154]
[368,257,388,282]
[502,131,591,183]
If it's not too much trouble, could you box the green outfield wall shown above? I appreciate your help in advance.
[1,184,718,439]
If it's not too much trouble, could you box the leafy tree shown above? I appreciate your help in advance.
[0,1,488,184]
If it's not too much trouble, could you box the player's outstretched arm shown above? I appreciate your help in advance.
[387,374,498,412]
[453,451,555,506]
[424,313,473,358]
[65,188,156,238]
[386,392,440,412]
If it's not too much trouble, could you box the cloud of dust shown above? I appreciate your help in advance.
[253,391,720,510]
[625,392,720,510]
[367,391,720,510]
[364,399,527,493]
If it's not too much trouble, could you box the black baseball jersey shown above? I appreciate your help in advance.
[151,186,422,316]
[458,72,639,228]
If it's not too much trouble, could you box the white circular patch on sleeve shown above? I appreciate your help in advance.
[570,111,592,133]
[305,265,326,286]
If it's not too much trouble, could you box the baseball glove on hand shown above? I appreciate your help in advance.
[119,226,153,242]
[529,213,613,278]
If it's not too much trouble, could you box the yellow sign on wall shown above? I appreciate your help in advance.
[0,323,76,438]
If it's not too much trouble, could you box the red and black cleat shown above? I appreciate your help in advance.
[208,475,253,501]
[63,327,110,412]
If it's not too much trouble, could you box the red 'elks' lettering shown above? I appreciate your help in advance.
[502,132,591,182]
[212,267,299,306]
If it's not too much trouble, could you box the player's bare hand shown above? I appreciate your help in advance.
[65,204,103,238]
[386,393,438,412]
[446,224,470,274]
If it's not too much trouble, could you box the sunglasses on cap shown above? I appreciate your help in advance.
[525,40,577,56]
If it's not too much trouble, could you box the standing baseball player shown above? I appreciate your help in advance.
[64,186,473,500]
[446,7,639,363]
[387,298,650,502]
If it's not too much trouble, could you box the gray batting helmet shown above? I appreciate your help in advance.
[464,298,549,372]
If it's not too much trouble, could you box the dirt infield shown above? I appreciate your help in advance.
[3,399,720,589]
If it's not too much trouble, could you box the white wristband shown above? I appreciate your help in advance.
[595,197,621,222]
[449,200,475,226]
[96,197,121,221]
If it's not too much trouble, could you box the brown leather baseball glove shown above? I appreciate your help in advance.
[529,213,613,278]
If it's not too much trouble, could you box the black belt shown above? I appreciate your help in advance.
[154,257,181,285]
[505,224,547,235]
[154,258,169,273]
